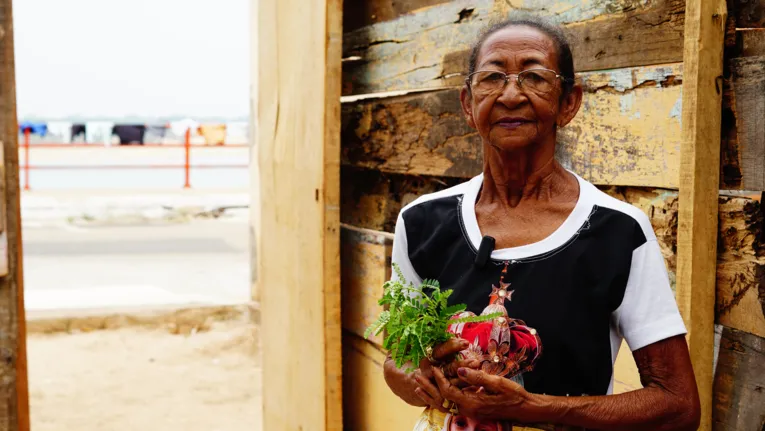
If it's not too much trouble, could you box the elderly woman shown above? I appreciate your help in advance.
[383,17,701,431]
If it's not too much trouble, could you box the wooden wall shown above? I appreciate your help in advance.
[0,0,30,428]
[339,1,765,430]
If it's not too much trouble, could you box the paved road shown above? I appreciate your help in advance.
[23,218,251,313]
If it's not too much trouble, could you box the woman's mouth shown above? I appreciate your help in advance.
[495,118,531,129]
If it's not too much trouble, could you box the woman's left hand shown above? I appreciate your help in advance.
[432,366,542,424]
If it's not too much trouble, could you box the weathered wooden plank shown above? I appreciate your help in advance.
[340,225,393,346]
[736,29,765,57]
[731,0,765,27]
[0,0,29,428]
[715,195,765,339]
[343,64,685,188]
[341,167,463,232]
[342,333,425,431]
[712,327,765,430]
[257,0,343,429]
[678,2,727,424]
[723,56,765,190]
[343,0,450,33]
[342,0,686,95]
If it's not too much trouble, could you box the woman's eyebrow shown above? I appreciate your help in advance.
[479,56,548,70]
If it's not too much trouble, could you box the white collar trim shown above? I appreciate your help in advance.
[460,171,595,261]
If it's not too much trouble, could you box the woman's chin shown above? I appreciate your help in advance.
[488,137,536,153]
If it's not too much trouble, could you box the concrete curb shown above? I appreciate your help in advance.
[27,302,260,335]
[21,191,250,224]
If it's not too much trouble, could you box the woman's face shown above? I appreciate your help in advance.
[460,25,581,152]
[449,414,499,431]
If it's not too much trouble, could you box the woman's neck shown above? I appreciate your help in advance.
[479,143,574,208]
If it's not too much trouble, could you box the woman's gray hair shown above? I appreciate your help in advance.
[467,15,576,97]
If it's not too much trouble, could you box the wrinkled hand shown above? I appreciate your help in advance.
[432,366,539,423]
[412,338,480,412]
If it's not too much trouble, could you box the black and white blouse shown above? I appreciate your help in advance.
[391,172,687,397]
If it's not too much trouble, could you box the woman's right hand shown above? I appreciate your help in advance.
[384,337,473,409]
[412,337,479,412]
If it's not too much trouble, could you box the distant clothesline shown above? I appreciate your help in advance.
[17,119,249,146]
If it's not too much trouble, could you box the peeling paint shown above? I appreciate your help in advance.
[669,96,682,119]
[500,0,650,24]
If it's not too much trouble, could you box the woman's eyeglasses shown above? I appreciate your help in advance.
[466,68,571,96]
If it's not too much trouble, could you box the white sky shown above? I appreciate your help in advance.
[13,0,250,120]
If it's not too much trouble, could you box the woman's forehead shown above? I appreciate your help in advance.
[477,25,558,70]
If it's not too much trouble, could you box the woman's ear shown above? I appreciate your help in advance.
[460,86,477,129]
[556,82,583,128]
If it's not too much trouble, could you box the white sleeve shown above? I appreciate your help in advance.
[390,213,422,286]
[614,239,687,351]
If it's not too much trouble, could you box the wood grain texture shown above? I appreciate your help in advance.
[340,224,393,346]
[712,327,765,430]
[676,0,728,428]
[724,56,765,190]
[340,167,463,232]
[342,333,425,430]
[0,0,29,428]
[342,64,685,188]
[342,0,686,96]
[343,0,449,32]
[736,29,765,57]
[256,0,343,429]
[731,0,765,27]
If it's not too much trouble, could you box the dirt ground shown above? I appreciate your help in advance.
[28,321,262,431]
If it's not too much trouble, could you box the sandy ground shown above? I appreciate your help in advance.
[28,321,262,431]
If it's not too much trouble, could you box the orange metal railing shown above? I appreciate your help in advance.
[20,128,248,190]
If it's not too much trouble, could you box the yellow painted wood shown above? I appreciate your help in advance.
[256,0,343,429]
[342,64,685,188]
[676,0,728,429]
[343,334,424,431]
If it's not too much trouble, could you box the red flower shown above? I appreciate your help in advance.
[508,325,542,367]
[458,321,493,351]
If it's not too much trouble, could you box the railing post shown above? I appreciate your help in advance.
[184,128,191,189]
[23,129,29,191]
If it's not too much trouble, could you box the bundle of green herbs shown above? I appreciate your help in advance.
[365,264,500,371]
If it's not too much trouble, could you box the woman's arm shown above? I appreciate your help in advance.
[532,335,700,430]
[433,335,701,431]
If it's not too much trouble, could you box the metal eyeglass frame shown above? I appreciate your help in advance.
[465,68,573,93]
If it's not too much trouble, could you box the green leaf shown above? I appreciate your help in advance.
[363,263,498,368]
[448,312,503,324]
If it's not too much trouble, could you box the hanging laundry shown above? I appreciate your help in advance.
[198,124,227,146]
[225,121,249,144]
[112,125,147,145]
[46,121,73,143]
[86,121,115,145]
[170,118,199,139]
[18,121,47,136]
[144,124,169,144]
[71,123,87,142]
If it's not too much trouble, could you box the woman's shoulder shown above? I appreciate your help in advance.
[576,175,657,242]
[400,175,480,216]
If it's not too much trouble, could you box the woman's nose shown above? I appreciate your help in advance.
[496,77,527,105]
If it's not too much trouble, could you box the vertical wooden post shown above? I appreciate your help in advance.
[256,0,343,430]
[0,0,30,429]
[676,0,727,429]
